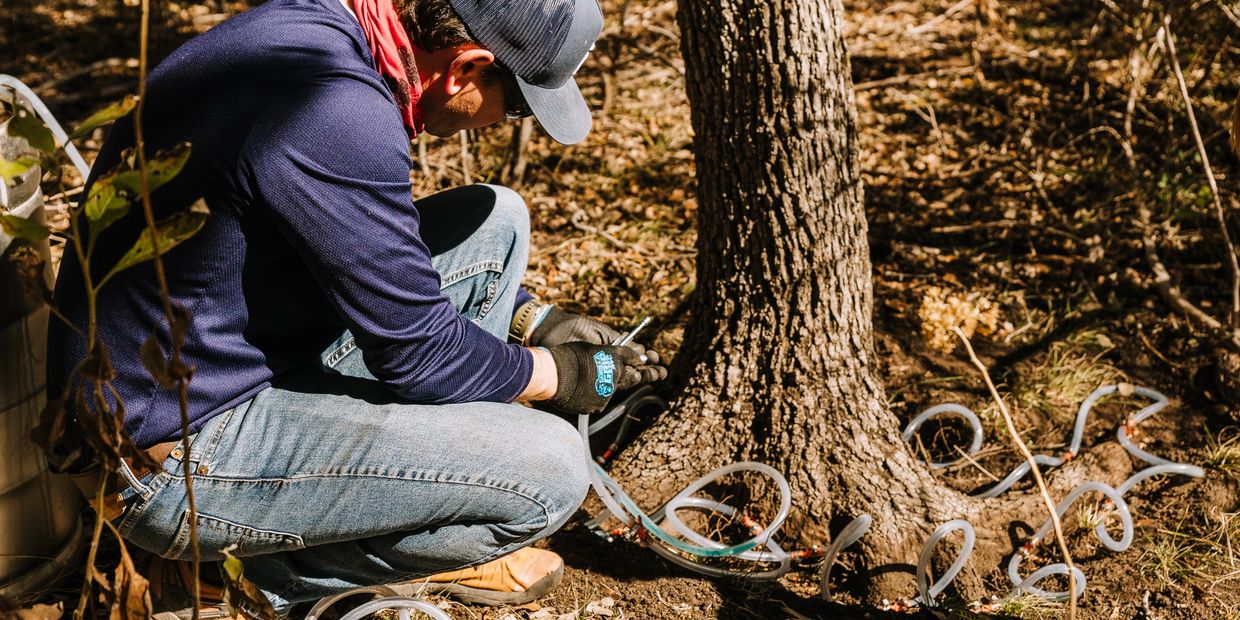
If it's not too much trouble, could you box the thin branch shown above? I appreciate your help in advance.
[416,133,431,177]
[953,328,1077,619]
[459,130,472,185]
[1138,209,1240,352]
[133,0,201,616]
[907,0,975,35]
[1161,16,1240,328]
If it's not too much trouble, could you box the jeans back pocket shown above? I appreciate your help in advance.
[165,509,305,560]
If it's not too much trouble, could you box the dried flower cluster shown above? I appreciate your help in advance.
[918,286,1000,354]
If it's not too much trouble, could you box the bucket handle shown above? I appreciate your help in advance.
[0,75,92,180]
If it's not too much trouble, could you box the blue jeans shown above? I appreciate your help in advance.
[113,185,589,608]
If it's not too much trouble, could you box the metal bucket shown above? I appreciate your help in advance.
[0,132,84,601]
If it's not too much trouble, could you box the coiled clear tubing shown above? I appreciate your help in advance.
[303,585,451,620]
[578,391,795,579]
[572,384,1203,608]
[307,383,1205,619]
[897,384,1203,603]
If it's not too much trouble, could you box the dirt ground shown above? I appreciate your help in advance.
[3,0,1240,618]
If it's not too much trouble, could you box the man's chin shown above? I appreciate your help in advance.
[421,124,455,139]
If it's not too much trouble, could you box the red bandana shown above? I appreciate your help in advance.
[352,0,425,136]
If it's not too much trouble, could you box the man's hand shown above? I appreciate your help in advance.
[524,304,664,368]
[528,306,619,347]
[543,342,667,415]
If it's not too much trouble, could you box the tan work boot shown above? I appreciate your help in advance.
[389,547,564,606]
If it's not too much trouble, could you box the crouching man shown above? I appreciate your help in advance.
[48,0,666,614]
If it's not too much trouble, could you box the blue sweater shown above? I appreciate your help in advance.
[48,0,534,448]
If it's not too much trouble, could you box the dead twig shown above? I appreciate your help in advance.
[459,130,473,185]
[416,133,431,178]
[34,57,138,95]
[501,117,534,186]
[1137,209,1240,352]
[908,0,975,35]
[953,327,1077,620]
[1230,98,1240,159]
[570,208,632,251]
[1160,16,1240,329]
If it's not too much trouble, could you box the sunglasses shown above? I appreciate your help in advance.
[496,65,534,120]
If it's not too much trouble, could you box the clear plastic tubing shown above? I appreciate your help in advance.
[588,385,661,435]
[901,404,984,469]
[1007,481,1132,600]
[304,586,450,620]
[893,384,1203,603]
[593,458,790,559]
[819,514,872,602]
[0,75,91,178]
[902,402,1075,499]
[335,598,450,620]
[577,394,796,577]
[1108,385,1173,465]
[1116,463,1204,497]
[654,495,791,577]
[915,519,975,606]
[579,414,634,527]
[576,383,1203,603]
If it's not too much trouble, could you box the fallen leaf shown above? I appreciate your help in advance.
[221,544,278,619]
[4,602,64,620]
[585,597,615,616]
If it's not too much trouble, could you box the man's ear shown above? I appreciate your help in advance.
[444,46,496,96]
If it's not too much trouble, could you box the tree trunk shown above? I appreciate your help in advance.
[608,0,1081,602]
[613,0,1139,602]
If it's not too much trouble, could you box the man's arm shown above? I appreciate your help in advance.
[242,79,536,403]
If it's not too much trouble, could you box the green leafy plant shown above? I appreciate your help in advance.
[1,38,223,618]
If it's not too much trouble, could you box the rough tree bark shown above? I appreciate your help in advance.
[611,0,1130,601]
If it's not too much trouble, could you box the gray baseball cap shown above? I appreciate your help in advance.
[448,0,602,144]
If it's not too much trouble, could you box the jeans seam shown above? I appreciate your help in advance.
[161,471,555,526]
[475,278,500,323]
[323,337,356,369]
[184,403,243,470]
[116,471,170,537]
[439,260,503,288]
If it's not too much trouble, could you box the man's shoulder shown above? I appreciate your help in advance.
[155,0,373,84]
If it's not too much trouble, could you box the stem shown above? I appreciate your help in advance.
[132,0,200,616]
[66,194,98,346]
[953,328,1077,619]
[73,477,108,620]
[1162,15,1240,329]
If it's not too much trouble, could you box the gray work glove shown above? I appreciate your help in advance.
[530,306,664,367]
[544,342,667,415]
[529,306,619,346]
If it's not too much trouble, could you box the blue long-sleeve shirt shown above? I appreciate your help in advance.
[48,0,534,448]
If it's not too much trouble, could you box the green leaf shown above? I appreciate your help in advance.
[6,107,56,153]
[69,95,138,141]
[0,156,37,181]
[0,213,52,242]
[111,142,192,194]
[82,175,132,233]
[107,198,209,276]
